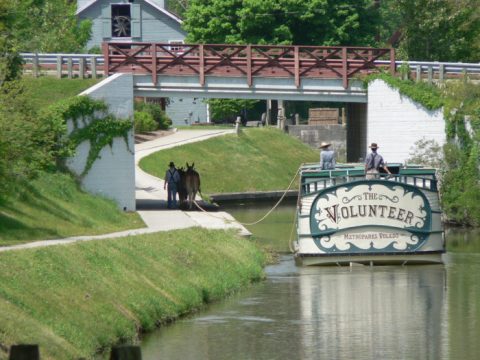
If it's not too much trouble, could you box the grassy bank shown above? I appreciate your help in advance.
[0,229,264,359]
[0,172,143,246]
[140,128,318,194]
[20,76,99,109]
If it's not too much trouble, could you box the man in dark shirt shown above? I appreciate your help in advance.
[164,161,181,208]
[365,143,391,179]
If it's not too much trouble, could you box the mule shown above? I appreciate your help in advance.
[183,162,201,210]
[176,167,188,207]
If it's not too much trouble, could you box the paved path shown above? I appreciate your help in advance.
[1,129,250,253]
[135,129,250,235]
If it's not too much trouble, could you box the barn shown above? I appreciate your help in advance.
[76,0,208,125]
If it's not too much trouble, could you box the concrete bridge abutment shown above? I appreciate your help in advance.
[68,73,136,211]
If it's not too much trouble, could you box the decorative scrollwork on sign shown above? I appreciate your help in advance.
[377,194,399,203]
[342,195,363,204]
[409,234,420,245]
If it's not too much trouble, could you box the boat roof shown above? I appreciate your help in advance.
[300,163,437,178]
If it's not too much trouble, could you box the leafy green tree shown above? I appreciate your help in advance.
[0,0,22,86]
[395,0,480,61]
[166,0,189,18]
[208,99,258,123]
[12,0,91,53]
[441,81,480,225]
[0,82,53,192]
[184,0,380,46]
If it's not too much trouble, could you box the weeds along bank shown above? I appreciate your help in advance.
[0,172,143,246]
[0,228,265,359]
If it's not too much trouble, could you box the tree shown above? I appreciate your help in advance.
[0,0,22,86]
[395,0,480,61]
[166,0,189,17]
[12,0,91,53]
[184,0,380,46]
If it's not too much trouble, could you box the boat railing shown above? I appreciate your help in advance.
[302,173,438,195]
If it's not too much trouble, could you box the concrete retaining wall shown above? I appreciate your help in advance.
[367,79,445,163]
[67,73,136,211]
[287,124,347,161]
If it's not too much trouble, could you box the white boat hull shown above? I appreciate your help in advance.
[295,174,445,266]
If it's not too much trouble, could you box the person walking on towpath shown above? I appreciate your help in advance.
[164,161,181,208]
[364,142,392,179]
[319,141,336,170]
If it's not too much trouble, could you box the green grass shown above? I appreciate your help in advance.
[0,172,144,246]
[20,76,100,109]
[140,128,319,194]
[0,229,265,359]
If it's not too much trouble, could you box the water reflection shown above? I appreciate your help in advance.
[298,264,446,360]
[141,202,480,360]
[142,258,448,360]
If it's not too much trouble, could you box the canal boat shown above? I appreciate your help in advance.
[294,163,445,266]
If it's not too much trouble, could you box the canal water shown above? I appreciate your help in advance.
[141,201,480,359]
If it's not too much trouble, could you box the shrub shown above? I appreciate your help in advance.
[207,99,259,123]
[134,102,172,129]
[134,111,158,133]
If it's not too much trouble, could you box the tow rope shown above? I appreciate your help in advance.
[193,166,301,226]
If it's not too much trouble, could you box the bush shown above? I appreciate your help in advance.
[134,111,158,133]
[207,99,259,124]
[0,81,54,192]
[134,102,172,129]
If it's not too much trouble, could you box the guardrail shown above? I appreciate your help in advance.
[21,53,105,78]
[102,42,395,89]
[378,60,480,82]
[20,52,480,83]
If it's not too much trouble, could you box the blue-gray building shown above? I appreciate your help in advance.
[76,0,208,125]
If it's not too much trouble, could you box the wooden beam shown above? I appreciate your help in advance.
[390,48,396,75]
[199,44,205,86]
[151,43,157,85]
[294,46,300,88]
[247,45,252,87]
[102,42,109,78]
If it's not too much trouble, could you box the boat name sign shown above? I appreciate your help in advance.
[309,181,432,252]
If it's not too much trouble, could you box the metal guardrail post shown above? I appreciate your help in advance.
[427,66,433,84]
[33,53,39,78]
[79,57,85,79]
[56,55,62,78]
[416,65,421,83]
[91,56,97,78]
[438,64,445,82]
[67,57,73,79]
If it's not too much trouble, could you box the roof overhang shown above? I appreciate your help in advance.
[76,0,183,25]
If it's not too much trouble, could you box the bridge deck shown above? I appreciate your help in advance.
[103,43,395,89]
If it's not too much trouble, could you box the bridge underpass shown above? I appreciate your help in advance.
[132,73,368,162]
[103,42,392,161]
[71,42,446,210]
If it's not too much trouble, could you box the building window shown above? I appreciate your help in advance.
[112,4,131,37]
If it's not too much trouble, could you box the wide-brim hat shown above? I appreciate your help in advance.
[169,161,175,167]
[369,142,379,149]
[320,141,331,148]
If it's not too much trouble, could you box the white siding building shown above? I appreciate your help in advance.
[76,0,207,126]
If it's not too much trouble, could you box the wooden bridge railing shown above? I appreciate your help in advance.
[102,42,395,89]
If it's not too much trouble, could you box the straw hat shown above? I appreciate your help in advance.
[369,142,379,149]
[320,142,331,148]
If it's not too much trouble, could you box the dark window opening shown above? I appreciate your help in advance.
[112,4,131,38]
